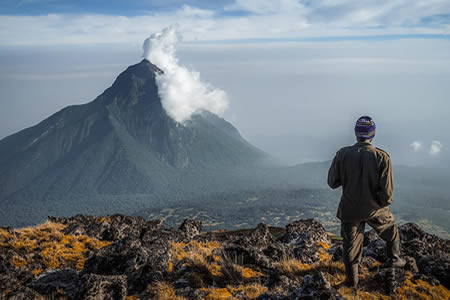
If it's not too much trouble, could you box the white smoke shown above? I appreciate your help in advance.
[142,24,228,123]
[410,141,422,152]
[430,140,442,155]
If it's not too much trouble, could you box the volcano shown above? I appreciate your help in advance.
[0,60,266,227]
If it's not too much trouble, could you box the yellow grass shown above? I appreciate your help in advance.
[170,240,223,277]
[318,241,331,249]
[32,269,43,276]
[201,288,233,300]
[147,282,187,300]
[171,241,221,261]
[278,258,313,274]
[241,267,264,279]
[228,284,268,299]
[395,274,450,300]
[12,256,28,267]
[3,221,112,271]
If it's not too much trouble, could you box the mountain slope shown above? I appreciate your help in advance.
[0,59,266,226]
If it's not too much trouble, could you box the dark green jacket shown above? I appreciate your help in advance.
[328,142,394,222]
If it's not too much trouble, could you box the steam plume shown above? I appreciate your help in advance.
[142,25,228,123]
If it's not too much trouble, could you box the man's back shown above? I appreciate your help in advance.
[328,141,393,222]
[327,116,405,289]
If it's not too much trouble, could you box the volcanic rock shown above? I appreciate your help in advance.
[236,223,274,251]
[399,223,450,288]
[290,272,345,299]
[81,274,127,300]
[82,237,165,294]
[179,219,203,241]
[28,269,82,300]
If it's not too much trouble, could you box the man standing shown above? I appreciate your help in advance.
[328,116,406,289]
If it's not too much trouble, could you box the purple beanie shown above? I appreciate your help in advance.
[355,116,376,139]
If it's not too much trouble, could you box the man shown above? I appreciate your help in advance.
[327,116,406,289]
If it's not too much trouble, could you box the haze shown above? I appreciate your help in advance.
[1,0,450,166]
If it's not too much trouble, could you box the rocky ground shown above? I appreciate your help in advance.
[0,214,449,299]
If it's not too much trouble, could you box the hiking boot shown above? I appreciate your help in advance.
[344,263,359,288]
[387,240,406,268]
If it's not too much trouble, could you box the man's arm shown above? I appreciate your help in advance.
[328,152,341,189]
[378,155,394,206]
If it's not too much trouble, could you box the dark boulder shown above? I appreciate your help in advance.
[256,294,285,300]
[28,268,82,300]
[236,223,274,251]
[179,219,203,241]
[81,274,127,300]
[277,219,331,264]
[7,287,45,300]
[283,219,330,246]
[363,229,380,246]
[223,245,273,269]
[48,214,152,241]
[399,223,450,288]
[264,242,291,262]
[82,237,167,294]
[289,272,345,299]
[363,238,386,262]
[173,287,209,299]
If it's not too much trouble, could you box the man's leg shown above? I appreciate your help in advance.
[341,222,365,288]
[367,209,406,268]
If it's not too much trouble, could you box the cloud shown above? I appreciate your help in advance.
[0,1,450,46]
[410,141,422,152]
[142,25,228,123]
[430,140,442,155]
[226,0,308,15]
[177,5,215,18]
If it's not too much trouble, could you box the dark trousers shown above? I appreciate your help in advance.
[341,210,399,266]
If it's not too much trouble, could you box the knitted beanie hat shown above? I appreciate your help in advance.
[355,116,376,139]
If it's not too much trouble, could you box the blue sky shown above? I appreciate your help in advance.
[0,0,449,45]
[0,0,233,16]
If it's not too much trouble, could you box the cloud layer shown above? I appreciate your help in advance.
[142,25,228,123]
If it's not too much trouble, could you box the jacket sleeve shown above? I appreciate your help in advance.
[328,152,341,189]
[378,155,394,206]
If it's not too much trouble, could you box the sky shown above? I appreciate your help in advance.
[1,0,450,166]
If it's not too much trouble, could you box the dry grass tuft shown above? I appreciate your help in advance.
[12,256,28,267]
[3,221,112,271]
[170,241,223,279]
[31,269,43,276]
[171,241,221,261]
[394,273,450,300]
[228,283,268,299]
[278,258,313,275]
[241,267,264,279]
[147,282,187,300]
[200,287,233,300]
